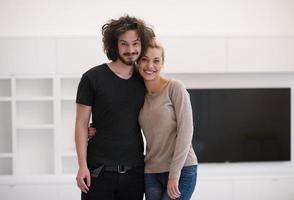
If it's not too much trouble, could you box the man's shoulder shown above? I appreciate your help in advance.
[83,63,107,77]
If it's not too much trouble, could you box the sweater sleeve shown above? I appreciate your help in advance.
[168,80,194,180]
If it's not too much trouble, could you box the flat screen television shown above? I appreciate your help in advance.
[188,88,291,163]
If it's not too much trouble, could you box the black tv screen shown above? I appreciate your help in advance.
[188,88,291,163]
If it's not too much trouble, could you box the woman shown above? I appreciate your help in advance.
[137,38,198,200]
[88,38,198,200]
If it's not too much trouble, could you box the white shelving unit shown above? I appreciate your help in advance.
[14,78,55,176]
[0,78,12,175]
[0,157,12,175]
[0,76,80,179]
[1,72,294,200]
[15,129,54,175]
[59,77,80,174]
[1,73,294,200]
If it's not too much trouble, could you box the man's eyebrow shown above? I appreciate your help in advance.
[119,38,141,43]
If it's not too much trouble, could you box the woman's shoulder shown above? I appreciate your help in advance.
[168,79,187,92]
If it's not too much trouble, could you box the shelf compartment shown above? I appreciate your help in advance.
[0,157,12,175]
[16,101,53,125]
[60,78,80,99]
[0,101,12,153]
[16,129,54,175]
[60,100,75,152]
[0,79,11,97]
[61,155,77,174]
[15,78,53,98]
[15,97,54,101]
[16,124,54,129]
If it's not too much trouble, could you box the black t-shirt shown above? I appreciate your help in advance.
[76,64,146,168]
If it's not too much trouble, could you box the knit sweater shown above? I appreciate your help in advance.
[139,79,198,180]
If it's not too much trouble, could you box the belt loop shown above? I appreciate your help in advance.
[117,165,127,174]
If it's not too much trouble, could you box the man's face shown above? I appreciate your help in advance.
[117,30,141,66]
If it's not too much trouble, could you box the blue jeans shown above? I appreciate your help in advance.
[144,165,197,200]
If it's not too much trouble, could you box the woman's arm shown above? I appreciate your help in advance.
[167,81,194,199]
[169,81,194,179]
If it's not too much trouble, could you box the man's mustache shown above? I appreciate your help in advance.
[123,52,139,56]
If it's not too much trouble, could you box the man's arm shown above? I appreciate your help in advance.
[75,103,92,193]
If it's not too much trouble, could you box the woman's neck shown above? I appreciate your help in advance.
[144,76,169,95]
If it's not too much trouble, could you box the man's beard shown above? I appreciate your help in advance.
[118,52,139,66]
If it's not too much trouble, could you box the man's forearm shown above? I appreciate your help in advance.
[75,123,89,169]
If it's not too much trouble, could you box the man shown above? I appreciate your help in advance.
[75,15,155,200]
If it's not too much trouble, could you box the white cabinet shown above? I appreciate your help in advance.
[194,179,233,200]
[227,37,294,72]
[57,184,80,200]
[233,177,294,200]
[0,183,81,200]
[0,39,56,75]
[1,36,294,75]
[161,36,294,73]
[190,176,294,200]
[56,37,106,74]
[160,36,227,73]
[12,185,58,200]
[0,186,13,200]
[0,185,58,200]
[233,178,275,200]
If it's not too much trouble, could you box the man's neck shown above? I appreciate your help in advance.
[107,60,134,79]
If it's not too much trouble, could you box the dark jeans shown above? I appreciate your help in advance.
[81,166,144,200]
[144,165,197,200]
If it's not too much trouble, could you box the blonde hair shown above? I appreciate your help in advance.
[146,37,165,63]
[138,37,165,63]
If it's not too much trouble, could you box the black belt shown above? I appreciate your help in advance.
[104,165,133,173]
[91,164,141,177]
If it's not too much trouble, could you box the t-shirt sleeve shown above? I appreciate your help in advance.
[76,74,94,106]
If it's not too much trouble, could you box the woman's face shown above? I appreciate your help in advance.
[138,47,164,81]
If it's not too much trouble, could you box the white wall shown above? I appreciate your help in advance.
[1,0,294,200]
[0,0,294,36]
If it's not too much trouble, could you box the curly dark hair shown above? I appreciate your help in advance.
[102,15,155,61]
